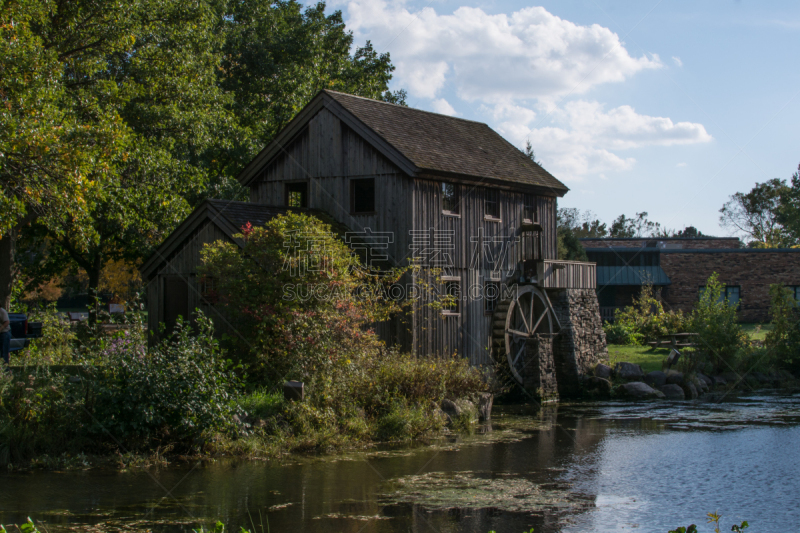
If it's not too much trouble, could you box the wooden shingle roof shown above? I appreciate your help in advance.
[237,90,568,196]
[325,91,568,194]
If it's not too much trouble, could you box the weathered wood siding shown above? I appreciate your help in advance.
[246,106,562,363]
[146,221,233,339]
[410,178,558,365]
[249,108,415,351]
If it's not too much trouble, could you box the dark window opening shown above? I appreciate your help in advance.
[442,182,460,214]
[163,276,189,334]
[485,188,500,219]
[351,178,375,214]
[442,279,461,314]
[199,276,218,304]
[523,194,536,223]
[485,281,499,314]
[285,182,308,208]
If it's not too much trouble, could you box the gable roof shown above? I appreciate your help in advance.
[237,90,568,196]
[140,199,350,280]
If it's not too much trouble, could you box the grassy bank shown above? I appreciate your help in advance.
[607,323,774,374]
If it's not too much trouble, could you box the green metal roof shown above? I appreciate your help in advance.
[596,266,671,287]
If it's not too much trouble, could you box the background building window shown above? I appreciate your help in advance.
[791,286,800,300]
[484,188,500,219]
[442,278,461,314]
[442,182,460,214]
[285,182,308,208]
[351,178,375,214]
[484,281,499,314]
[699,285,740,306]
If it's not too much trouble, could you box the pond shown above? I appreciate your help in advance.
[2,392,800,533]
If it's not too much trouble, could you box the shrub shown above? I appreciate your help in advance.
[11,303,76,365]
[603,321,642,345]
[765,283,800,374]
[687,273,748,372]
[612,284,686,345]
[198,213,406,383]
[0,368,90,465]
[89,313,243,450]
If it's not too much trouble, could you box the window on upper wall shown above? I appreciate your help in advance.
[484,188,500,220]
[699,285,740,307]
[523,194,537,223]
[442,182,460,215]
[285,182,308,208]
[442,278,461,315]
[350,178,375,214]
[484,281,499,314]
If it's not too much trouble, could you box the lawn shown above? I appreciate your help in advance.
[606,323,770,374]
[607,344,672,373]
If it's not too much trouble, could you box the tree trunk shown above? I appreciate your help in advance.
[0,227,18,310]
[87,255,103,325]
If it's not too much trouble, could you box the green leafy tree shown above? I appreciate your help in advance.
[777,162,800,244]
[688,273,748,371]
[765,283,800,373]
[0,0,138,307]
[609,212,662,238]
[11,0,403,313]
[218,0,405,177]
[14,0,232,315]
[720,178,794,248]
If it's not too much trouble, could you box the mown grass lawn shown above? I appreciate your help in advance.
[606,323,771,374]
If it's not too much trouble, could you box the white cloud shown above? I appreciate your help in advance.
[492,101,711,181]
[347,1,661,101]
[430,98,458,116]
[344,1,711,184]
[677,162,687,167]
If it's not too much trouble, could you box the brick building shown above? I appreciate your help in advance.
[581,237,800,323]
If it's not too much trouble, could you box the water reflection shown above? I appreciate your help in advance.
[2,392,799,533]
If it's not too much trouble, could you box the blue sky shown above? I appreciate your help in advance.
[318,0,800,235]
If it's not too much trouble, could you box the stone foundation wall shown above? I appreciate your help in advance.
[549,288,608,396]
[522,334,559,402]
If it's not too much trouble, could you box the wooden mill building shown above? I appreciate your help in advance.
[142,91,606,397]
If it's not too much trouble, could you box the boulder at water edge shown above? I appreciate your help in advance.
[681,382,699,399]
[665,370,684,385]
[586,376,613,394]
[617,381,664,400]
[594,363,613,379]
[615,362,644,381]
[644,371,667,388]
[697,373,713,388]
[660,384,685,400]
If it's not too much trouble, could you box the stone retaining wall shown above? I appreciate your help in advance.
[522,334,558,402]
[549,288,608,396]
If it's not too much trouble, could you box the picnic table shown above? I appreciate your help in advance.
[647,332,698,350]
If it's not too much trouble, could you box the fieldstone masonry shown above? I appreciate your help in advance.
[522,334,559,402]
[550,288,608,396]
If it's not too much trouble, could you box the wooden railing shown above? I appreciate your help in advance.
[599,306,622,322]
[537,260,596,289]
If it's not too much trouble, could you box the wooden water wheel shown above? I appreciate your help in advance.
[491,284,560,384]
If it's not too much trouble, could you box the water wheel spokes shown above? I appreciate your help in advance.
[502,285,554,384]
